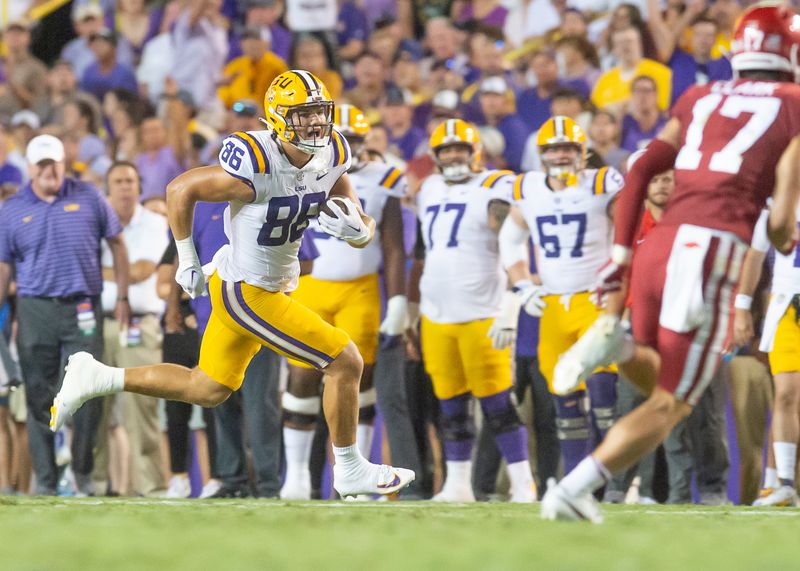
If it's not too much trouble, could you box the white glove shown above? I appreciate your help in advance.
[175,237,206,299]
[513,280,546,317]
[318,197,370,245]
[379,295,408,336]
[487,291,522,350]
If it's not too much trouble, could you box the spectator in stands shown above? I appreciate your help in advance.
[108,0,164,61]
[517,51,564,132]
[243,0,292,62]
[343,52,388,121]
[103,89,145,161]
[62,4,135,80]
[554,36,601,100]
[35,60,87,128]
[420,17,469,81]
[98,161,168,496]
[7,111,40,180]
[337,0,370,62]
[620,75,667,152]
[62,99,106,168]
[381,87,426,162]
[588,110,629,171]
[135,114,185,202]
[667,16,732,104]
[218,27,287,109]
[0,125,23,193]
[598,3,658,65]
[707,0,742,58]
[512,0,563,41]
[0,20,48,119]
[170,0,228,115]
[591,26,672,114]
[135,3,181,104]
[452,0,509,28]
[80,29,139,101]
[520,87,588,172]
[290,34,343,99]
[476,76,529,172]
[285,0,336,34]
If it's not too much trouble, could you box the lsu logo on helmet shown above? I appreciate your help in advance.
[429,119,482,182]
[264,69,334,154]
[537,116,586,186]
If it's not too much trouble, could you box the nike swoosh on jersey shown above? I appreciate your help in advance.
[316,171,329,180]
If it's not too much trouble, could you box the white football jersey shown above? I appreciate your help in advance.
[513,167,622,294]
[417,169,514,323]
[210,128,351,292]
[308,161,406,281]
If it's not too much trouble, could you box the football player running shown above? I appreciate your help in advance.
[409,119,536,503]
[498,117,623,477]
[734,205,800,507]
[544,5,800,522]
[280,104,409,499]
[51,70,415,498]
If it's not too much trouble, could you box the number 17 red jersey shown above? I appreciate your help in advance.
[661,78,800,243]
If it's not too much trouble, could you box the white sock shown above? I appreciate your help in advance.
[443,460,472,490]
[356,424,374,460]
[560,455,611,497]
[506,460,534,494]
[332,443,367,471]
[774,442,797,484]
[764,467,779,489]
[283,427,314,477]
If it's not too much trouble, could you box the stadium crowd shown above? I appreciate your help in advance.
[0,0,792,505]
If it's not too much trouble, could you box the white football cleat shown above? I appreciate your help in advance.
[50,352,121,432]
[432,484,476,503]
[280,469,312,500]
[541,479,604,523]
[509,484,537,503]
[333,462,415,498]
[752,485,798,507]
[553,315,626,395]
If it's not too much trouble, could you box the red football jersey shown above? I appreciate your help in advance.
[661,78,800,242]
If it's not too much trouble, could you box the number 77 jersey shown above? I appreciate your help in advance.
[663,79,800,243]
[416,170,514,323]
[512,167,623,295]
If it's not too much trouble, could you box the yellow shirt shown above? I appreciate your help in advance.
[591,59,672,112]
[218,52,288,108]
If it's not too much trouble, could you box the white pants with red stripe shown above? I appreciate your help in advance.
[629,224,747,405]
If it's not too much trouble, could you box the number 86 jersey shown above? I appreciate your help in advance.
[416,170,514,324]
[211,128,351,293]
[512,167,622,295]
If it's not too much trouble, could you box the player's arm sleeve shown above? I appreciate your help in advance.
[499,208,531,270]
[218,134,263,201]
[614,138,678,249]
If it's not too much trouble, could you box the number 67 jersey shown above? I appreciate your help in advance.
[211,128,351,293]
[416,170,514,323]
[512,167,623,294]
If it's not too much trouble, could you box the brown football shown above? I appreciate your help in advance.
[320,196,350,218]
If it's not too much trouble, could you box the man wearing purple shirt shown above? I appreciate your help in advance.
[620,76,668,153]
[477,77,532,172]
[381,87,426,161]
[0,135,130,495]
[668,16,733,105]
[135,116,186,202]
[79,29,138,101]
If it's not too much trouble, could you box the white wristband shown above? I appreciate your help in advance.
[175,236,199,264]
[734,294,753,310]
[611,244,633,265]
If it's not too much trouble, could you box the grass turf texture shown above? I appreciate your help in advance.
[1,498,798,570]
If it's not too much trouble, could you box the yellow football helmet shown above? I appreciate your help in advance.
[429,119,482,182]
[334,104,370,171]
[537,116,586,186]
[263,69,333,155]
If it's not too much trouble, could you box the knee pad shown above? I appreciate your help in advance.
[439,393,475,442]
[282,392,321,427]
[554,392,589,441]
[359,387,377,422]
[478,389,522,435]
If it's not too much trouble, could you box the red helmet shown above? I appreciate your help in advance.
[730,3,800,81]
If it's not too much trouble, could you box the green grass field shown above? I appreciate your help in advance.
[1,497,798,570]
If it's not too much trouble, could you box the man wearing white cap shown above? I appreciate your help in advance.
[0,134,130,495]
